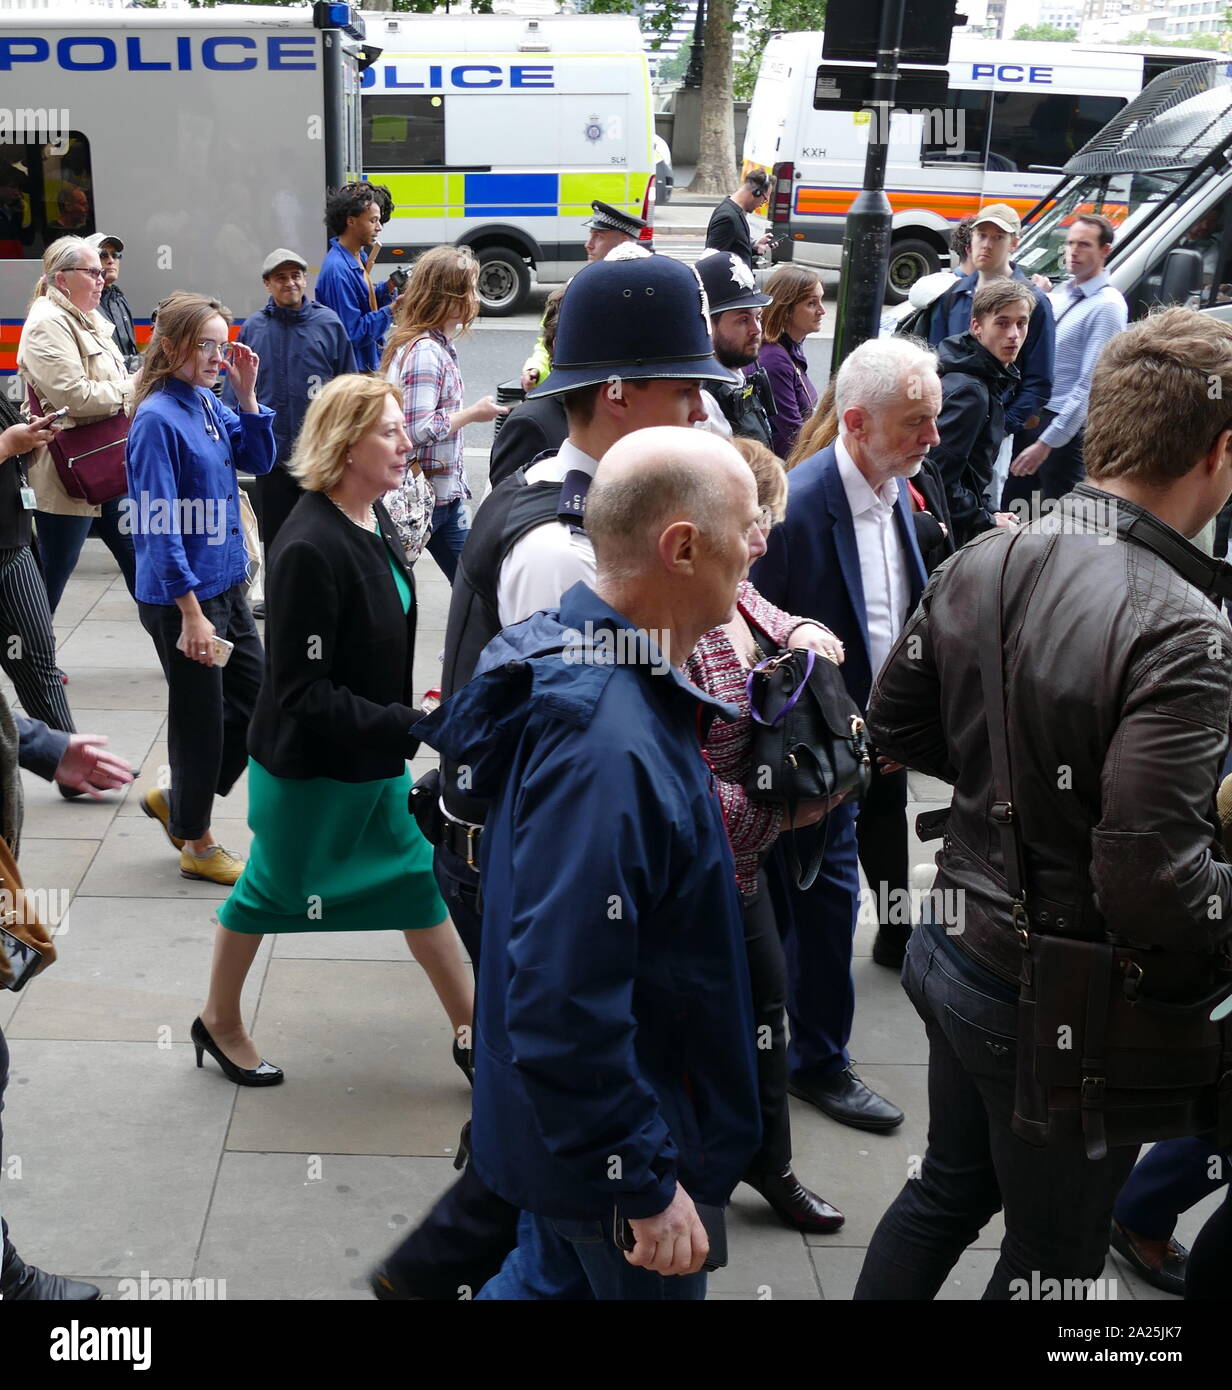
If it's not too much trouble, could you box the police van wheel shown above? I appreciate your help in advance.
[477,248,531,317]
[885,239,941,306]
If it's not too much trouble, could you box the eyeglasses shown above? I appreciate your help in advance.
[99,250,122,262]
[196,341,234,360]
[70,266,105,281]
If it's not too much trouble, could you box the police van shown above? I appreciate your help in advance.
[0,3,370,389]
[360,12,655,315]
[744,32,1215,301]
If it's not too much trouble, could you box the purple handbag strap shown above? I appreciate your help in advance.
[747,648,815,726]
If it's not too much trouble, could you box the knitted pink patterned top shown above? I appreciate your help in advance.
[684,579,817,901]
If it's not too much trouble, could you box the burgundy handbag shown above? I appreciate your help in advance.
[27,387,129,505]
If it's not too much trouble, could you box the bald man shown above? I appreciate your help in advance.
[413,428,765,1300]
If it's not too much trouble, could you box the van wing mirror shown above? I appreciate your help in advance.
[1158,247,1204,306]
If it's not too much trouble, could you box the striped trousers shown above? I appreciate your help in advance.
[0,545,74,732]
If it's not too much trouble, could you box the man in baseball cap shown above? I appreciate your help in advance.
[371,253,731,1301]
[84,232,137,369]
[221,246,355,564]
[694,249,777,446]
[925,201,1055,468]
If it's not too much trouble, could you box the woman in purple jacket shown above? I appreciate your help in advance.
[757,266,825,460]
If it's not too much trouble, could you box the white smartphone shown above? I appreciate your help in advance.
[176,634,234,666]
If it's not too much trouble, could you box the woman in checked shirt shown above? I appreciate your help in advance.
[380,246,506,582]
[685,437,849,1238]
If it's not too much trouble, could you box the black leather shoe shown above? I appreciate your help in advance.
[1110,1219,1187,1296]
[191,1016,283,1086]
[252,600,267,620]
[871,928,909,968]
[743,1166,845,1233]
[2,1263,101,1300]
[788,1066,904,1132]
[369,1261,424,1301]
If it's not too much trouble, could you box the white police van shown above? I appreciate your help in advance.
[744,32,1216,301]
[360,12,655,315]
[0,3,371,391]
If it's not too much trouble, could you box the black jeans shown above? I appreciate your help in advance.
[252,467,304,550]
[743,871,791,1173]
[855,919,1139,1299]
[855,761,910,941]
[137,585,263,841]
[1000,412,1086,514]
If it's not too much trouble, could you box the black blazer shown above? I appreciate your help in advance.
[248,489,420,782]
[705,197,754,267]
[487,394,568,489]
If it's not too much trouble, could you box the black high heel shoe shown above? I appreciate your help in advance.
[191,1016,284,1087]
[452,1035,473,1087]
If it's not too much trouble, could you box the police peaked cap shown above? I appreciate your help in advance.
[527,256,729,397]
[581,200,649,239]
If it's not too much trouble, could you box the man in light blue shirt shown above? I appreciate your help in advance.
[1003,214,1128,512]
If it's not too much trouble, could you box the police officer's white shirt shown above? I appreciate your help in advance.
[835,435,910,678]
[497,437,599,626]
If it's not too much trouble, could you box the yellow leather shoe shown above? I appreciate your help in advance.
[179,845,245,886]
[141,787,184,850]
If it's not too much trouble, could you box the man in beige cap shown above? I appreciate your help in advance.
[84,232,138,370]
[221,248,355,557]
[925,202,1055,452]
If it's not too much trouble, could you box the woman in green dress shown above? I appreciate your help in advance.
[193,375,473,1085]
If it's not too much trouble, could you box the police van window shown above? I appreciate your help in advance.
[363,96,445,169]
[986,92,1124,173]
[0,132,94,258]
[921,89,991,166]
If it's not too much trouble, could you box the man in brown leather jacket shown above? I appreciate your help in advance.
[854,308,1232,1300]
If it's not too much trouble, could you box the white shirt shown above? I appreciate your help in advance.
[496,437,598,626]
[835,436,910,678]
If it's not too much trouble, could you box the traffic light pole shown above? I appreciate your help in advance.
[829,0,906,374]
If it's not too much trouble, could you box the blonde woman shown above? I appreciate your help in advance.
[758,265,826,460]
[200,375,473,1087]
[380,245,506,582]
[16,236,136,613]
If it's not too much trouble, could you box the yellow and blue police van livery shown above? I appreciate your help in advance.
[361,13,656,315]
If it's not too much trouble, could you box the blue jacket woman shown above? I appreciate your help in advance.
[127,291,275,887]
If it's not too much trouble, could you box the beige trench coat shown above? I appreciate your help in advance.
[16,284,135,517]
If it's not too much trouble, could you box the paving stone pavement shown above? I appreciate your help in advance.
[0,522,1222,1303]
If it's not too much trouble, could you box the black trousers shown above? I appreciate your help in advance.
[0,1023,19,1293]
[137,585,263,841]
[252,466,304,550]
[1000,412,1085,514]
[855,761,910,940]
[0,545,73,732]
[743,870,792,1173]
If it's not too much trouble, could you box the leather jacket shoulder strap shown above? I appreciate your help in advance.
[976,529,1031,937]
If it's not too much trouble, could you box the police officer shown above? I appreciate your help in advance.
[695,249,776,448]
[520,199,651,389]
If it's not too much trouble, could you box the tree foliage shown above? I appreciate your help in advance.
[1011,24,1077,41]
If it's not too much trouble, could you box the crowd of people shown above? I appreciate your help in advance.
[0,181,1230,1303]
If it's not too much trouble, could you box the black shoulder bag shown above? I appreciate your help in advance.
[977,529,1232,1160]
[743,625,872,890]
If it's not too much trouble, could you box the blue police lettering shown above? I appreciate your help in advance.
[202,37,257,71]
[126,37,171,72]
[0,33,316,72]
[1030,66,1053,83]
[451,64,501,88]
[969,62,1052,84]
[57,37,116,71]
[511,66,552,88]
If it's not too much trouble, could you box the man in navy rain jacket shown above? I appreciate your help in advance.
[414,427,763,1299]
[224,249,356,547]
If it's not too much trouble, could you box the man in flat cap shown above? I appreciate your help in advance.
[520,199,650,390]
[223,248,355,556]
[84,232,138,371]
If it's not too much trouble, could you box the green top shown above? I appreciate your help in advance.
[384,539,411,614]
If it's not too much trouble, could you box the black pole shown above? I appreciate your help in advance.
[684,0,706,90]
[830,0,905,375]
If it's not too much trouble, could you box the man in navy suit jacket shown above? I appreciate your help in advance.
[752,336,940,1133]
